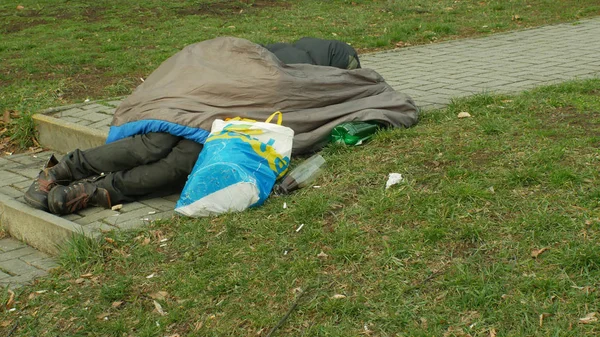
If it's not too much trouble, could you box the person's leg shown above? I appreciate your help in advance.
[62,132,183,180]
[88,138,203,204]
[25,132,182,211]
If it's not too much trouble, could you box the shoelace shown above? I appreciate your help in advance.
[65,184,90,213]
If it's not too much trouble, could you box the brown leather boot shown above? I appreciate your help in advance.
[24,154,73,211]
[47,181,112,215]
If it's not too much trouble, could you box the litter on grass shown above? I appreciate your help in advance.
[385,173,404,189]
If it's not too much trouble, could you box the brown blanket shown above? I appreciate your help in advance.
[108,37,419,154]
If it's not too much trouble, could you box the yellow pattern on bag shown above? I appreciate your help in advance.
[207,131,289,178]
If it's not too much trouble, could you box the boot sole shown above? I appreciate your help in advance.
[24,193,50,212]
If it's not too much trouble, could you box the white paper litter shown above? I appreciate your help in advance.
[385,173,404,189]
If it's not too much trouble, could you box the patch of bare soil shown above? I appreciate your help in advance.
[1,18,49,34]
[82,6,105,22]
[548,106,600,129]
[177,0,291,16]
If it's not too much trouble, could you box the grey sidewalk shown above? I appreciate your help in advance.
[0,237,58,289]
[1,18,599,288]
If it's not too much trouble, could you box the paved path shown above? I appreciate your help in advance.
[361,17,600,109]
[0,237,58,289]
[1,17,599,289]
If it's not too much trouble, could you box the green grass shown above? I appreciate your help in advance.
[2,78,599,336]
[1,1,600,335]
[1,0,600,148]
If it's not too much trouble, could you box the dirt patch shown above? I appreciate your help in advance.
[177,0,291,16]
[469,150,502,167]
[2,19,49,34]
[15,9,43,18]
[83,7,105,22]
[547,106,600,129]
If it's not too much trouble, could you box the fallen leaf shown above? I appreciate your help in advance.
[16,5,24,10]
[153,300,167,316]
[104,237,116,245]
[457,112,472,118]
[317,251,328,258]
[75,278,85,284]
[96,313,110,320]
[149,291,168,301]
[112,301,123,308]
[444,326,472,337]
[579,312,598,324]
[539,313,552,327]
[5,290,15,309]
[80,273,93,279]
[531,247,549,258]
[111,204,123,211]
[331,294,346,299]
[1,320,12,327]
[489,328,497,337]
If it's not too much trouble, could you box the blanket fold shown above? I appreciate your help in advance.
[108,37,419,154]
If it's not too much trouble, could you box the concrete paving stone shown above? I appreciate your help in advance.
[24,257,59,271]
[119,201,152,212]
[62,213,83,221]
[430,88,466,96]
[102,206,159,227]
[0,157,12,167]
[18,250,52,264]
[11,179,34,190]
[411,82,446,91]
[81,103,104,110]
[0,171,27,187]
[0,238,28,252]
[8,156,42,167]
[163,194,181,202]
[0,258,45,276]
[114,210,175,230]
[0,246,40,262]
[418,96,453,105]
[139,198,176,212]
[0,186,25,198]
[12,167,42,179]
[59,116,85,124]
[83,221,118,234]
[74,205,114,218]
[88,119,112,130]
[0,275,42,287]
[57,107,86,118]
[75,209,122,226]
[80,111,112,122]
[0,270,11,280]
[113,218,150,230]
[105,100,123,107]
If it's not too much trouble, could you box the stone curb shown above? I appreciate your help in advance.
[0,193,99,256]
[33,113,109,153]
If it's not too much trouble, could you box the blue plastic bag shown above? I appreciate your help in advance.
[175,113,294,217]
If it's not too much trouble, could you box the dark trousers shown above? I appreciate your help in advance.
[61,132,203,203]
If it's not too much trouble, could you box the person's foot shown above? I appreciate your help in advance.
[24,155,73,211]
[47,181,111,215]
